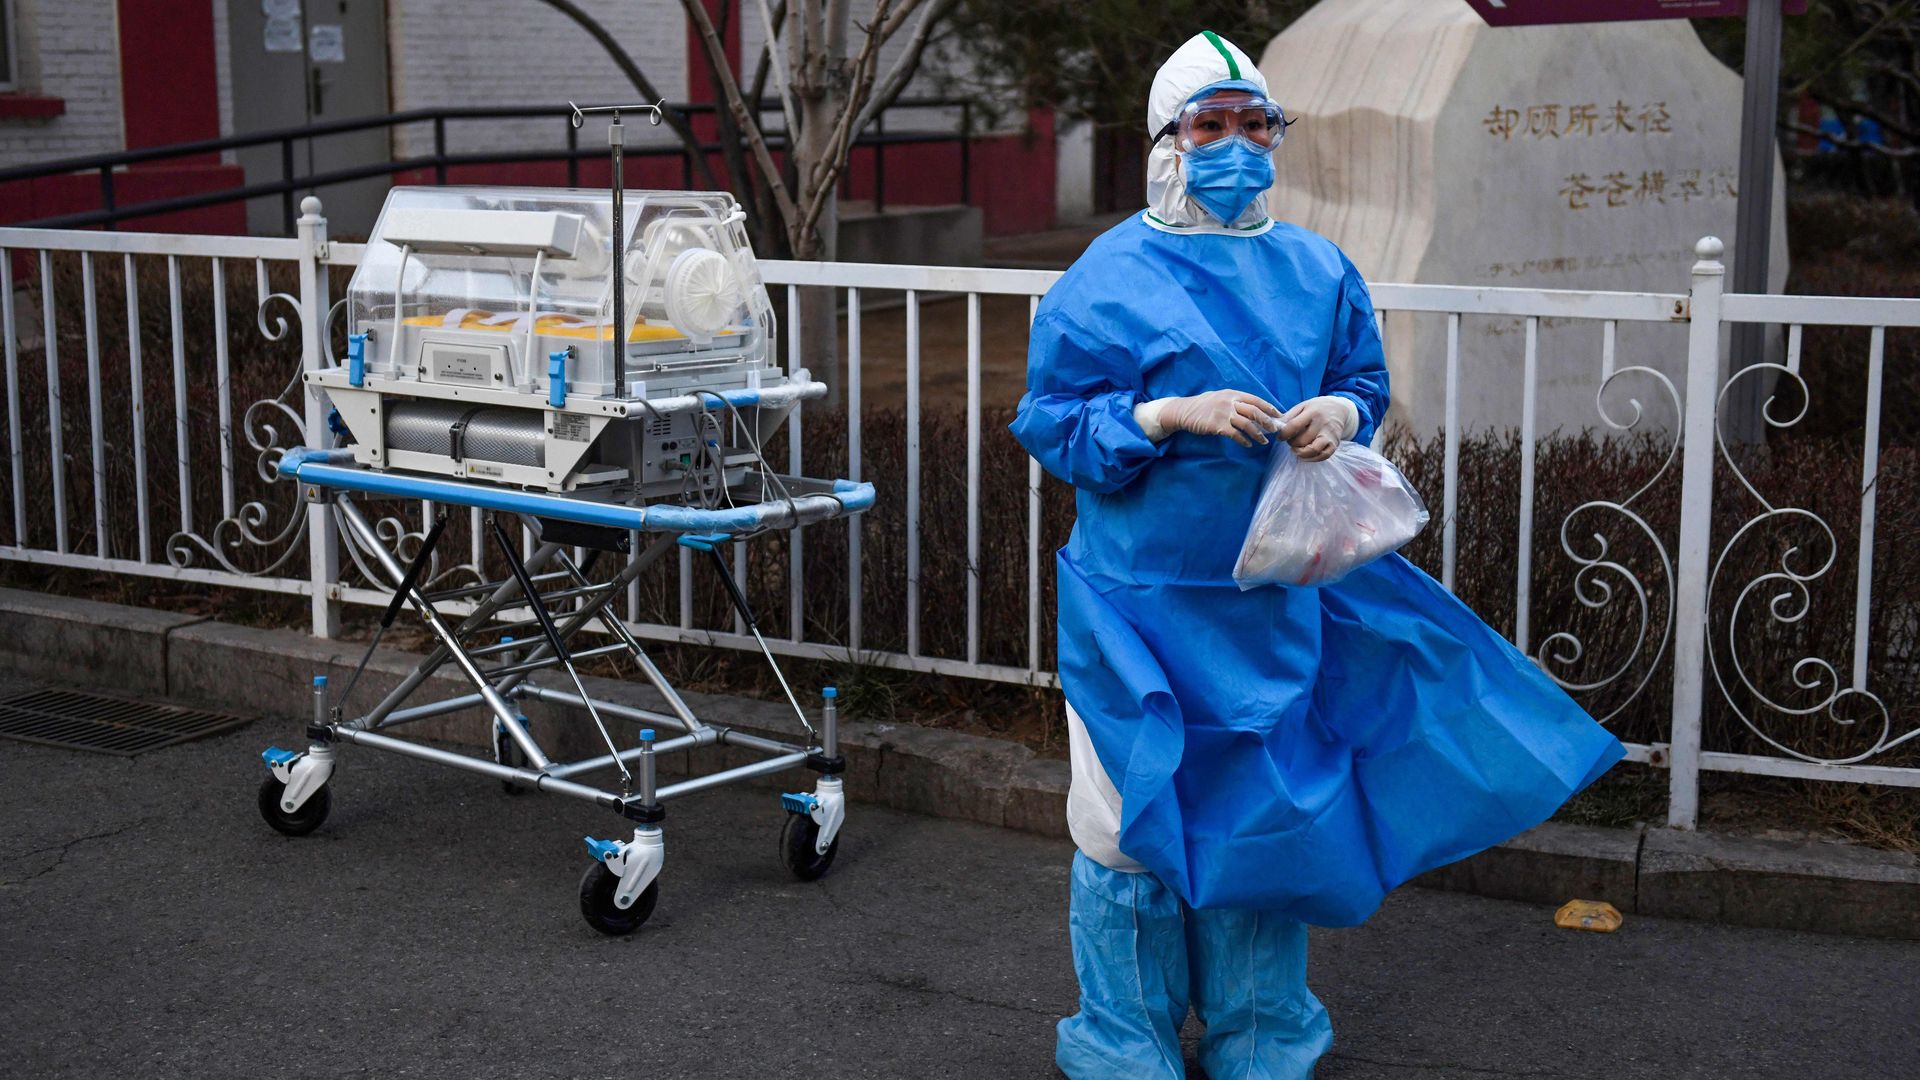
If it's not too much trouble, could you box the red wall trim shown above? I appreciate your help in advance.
[0,94,67,120]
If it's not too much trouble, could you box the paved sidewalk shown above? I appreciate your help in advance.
[2,677,1916,1079]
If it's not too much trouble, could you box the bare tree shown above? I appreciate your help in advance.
[537,0,964,397]
[535,0,965,257]
[683,0,962,262]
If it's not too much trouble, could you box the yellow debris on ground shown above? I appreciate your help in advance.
[1554,898,1623,933]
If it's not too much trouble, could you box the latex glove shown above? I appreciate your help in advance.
[1277,396,1359,462]
[1135,390,1283,447]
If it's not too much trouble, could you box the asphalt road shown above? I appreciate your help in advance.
[3,679,1917,1079]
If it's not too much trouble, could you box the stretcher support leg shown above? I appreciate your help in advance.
[334,494,548,769]
[487,516,631,790]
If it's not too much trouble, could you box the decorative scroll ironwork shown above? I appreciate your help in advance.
[256,287,299,343]
[159,265,488,593]
[332,502,485,595]
[1536,365,1679,724]
[1707,363,1902,765]
[164,287,311,576]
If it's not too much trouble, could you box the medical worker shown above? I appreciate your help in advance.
[1011,31,1624,1080]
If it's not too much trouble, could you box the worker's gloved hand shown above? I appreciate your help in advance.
[1136,390,1284,447]
[1277,395,1360,462]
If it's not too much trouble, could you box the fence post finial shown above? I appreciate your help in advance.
[1693,235,1725,270]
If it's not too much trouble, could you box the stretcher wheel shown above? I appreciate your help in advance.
[578,862,658,936]
[780,812,839,881]
[257,776,331,837]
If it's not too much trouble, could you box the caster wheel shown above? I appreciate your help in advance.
[781,812,840,881]
[579,861,658,936]
[258,775,331,837]
[496,733,525,796]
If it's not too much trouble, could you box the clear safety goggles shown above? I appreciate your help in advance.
[1156,94,1291,154]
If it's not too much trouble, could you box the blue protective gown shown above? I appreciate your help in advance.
[1012,216,1624,926]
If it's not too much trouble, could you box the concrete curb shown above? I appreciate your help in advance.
[3,586,1917,940]
[0,588,206,695]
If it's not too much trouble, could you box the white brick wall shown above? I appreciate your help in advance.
[388,0,688,159]
[0,0,126,168]
[735,4,1011,138]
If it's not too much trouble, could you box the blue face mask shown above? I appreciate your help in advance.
[1180,137,1274,225]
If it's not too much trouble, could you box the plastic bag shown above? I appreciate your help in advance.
[1234,441,1430,589]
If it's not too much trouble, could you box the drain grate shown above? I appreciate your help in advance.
[0,689,252,756]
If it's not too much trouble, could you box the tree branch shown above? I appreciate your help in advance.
[745,0,794,254]
[853,0,959,135]
[874,0,931,41]
[532,0,720,189]
[707,1,762,219]
[678,0,801,229]
[798,0,826,95]
[1787,0,1920,98]
[798,0,892,236]
[826,0,853,60]
[751,0,800,139]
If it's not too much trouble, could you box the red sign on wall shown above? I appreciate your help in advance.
[1466,0,1806,26]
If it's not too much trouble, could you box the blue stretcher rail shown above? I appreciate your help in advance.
[276,447,874,534]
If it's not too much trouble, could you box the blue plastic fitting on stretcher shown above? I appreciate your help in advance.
[547,349,568,408]
[675,533,732,552]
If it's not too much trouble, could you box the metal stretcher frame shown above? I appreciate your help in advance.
[257,450,871,935]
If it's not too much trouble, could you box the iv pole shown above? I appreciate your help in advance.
[569,100,665,399]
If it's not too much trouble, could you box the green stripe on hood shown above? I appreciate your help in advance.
[1200,30,1241,80]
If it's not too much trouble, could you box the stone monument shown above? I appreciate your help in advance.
[1257,0,1789,437]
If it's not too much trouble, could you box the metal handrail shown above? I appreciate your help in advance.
[2,98,978,233]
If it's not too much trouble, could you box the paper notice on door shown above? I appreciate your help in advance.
[309,24,346,63]
[261,0,299,16]
[263,14,302,52]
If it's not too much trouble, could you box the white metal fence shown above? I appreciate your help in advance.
[3,202,1916,828]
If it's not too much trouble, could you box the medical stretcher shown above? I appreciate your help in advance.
[252,142,870,935]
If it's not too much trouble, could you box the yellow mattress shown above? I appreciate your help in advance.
[403,310,695,343]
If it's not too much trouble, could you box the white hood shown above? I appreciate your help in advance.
[1145,31,1274,232]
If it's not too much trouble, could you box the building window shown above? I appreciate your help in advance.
[0,0,16,91]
